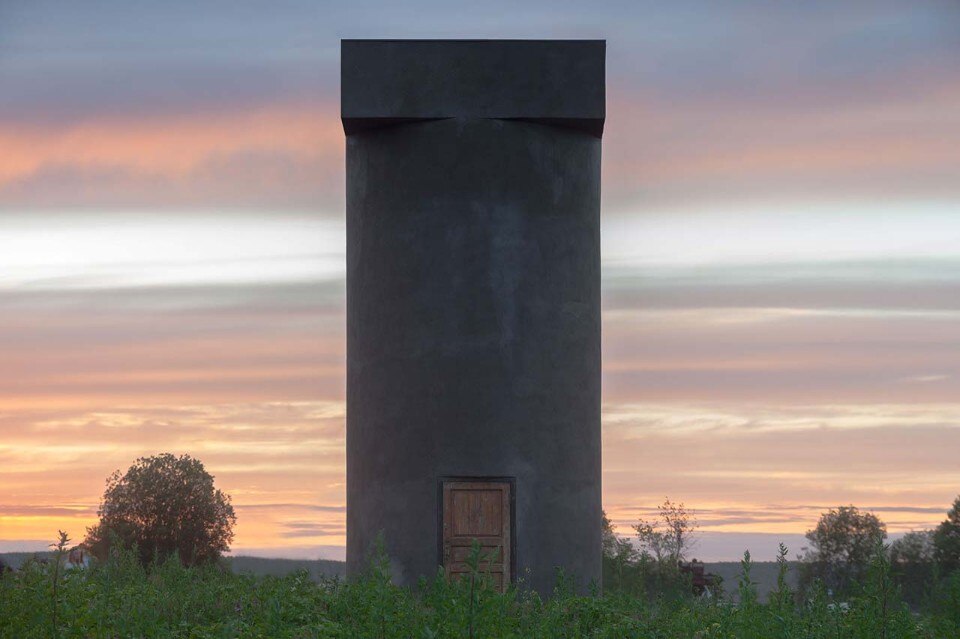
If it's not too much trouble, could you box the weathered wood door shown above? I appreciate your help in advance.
[442,480,511,591]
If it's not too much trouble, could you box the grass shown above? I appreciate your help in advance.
[2,540,960,638]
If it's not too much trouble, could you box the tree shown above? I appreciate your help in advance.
[934,496,960,573]
[85,453,236,567]
[891,530,935,566]
[890,529,936,607]
[601,510,640,591]
[633,498,697,565]
[800,505,886,595]
[601,510,618,558]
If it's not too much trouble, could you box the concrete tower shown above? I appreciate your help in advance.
[342,39,605,594]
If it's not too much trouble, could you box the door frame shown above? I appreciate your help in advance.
[437,476,517,586]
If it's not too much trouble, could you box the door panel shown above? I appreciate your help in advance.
[450,489,503,536]
[442,480,511,591]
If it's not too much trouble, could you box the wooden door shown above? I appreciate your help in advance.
[442,480,511,591]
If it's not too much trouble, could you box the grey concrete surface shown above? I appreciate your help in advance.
[342,39,605,136]
[343,40,604,595]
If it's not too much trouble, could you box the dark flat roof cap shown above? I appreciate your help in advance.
[341,39,605,137]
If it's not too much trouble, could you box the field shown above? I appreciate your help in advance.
[3,545,960,639]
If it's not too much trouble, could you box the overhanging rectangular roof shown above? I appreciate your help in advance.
[341,39,605,137]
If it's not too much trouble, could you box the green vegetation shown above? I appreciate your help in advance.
[601,497,960,612]
[798,505,887,597]
[632,499,697,566]
[601,499,706,598]
[934,497,960,574]
[6,464,960,637]
[85,454,236,567]
[3,536,960,638]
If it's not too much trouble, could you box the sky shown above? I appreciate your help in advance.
[1,0,959,562]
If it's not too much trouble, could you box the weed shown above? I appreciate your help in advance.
[1,533,959,638]
[48,530,70,637]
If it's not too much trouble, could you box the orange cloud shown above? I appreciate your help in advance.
[0,102,342,182]
[0,102,345,208]
[602,82,960,209]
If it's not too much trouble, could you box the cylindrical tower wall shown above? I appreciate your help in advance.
[346,116,601,594]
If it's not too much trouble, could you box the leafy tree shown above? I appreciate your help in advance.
[891,529,935,566]
[799,505,886,596]
[934,496,960,573]
[633,498,697,565]
[890,529,936,608]
[85,453,236,567]
[601,510,640,591]
[601,510,618,558]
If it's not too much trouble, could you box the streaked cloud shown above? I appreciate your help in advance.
[0,105,343,209]
[0,211,344,290]
[602,402,960,544]
[2,210,958,556]
[0,400,347,551]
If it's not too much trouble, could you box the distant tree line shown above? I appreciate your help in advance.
[797,499,960,607]
[602,496,960,607]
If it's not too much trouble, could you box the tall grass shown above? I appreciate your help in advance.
[1,538,959,638]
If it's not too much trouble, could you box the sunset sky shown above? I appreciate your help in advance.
[2,1,959,561]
